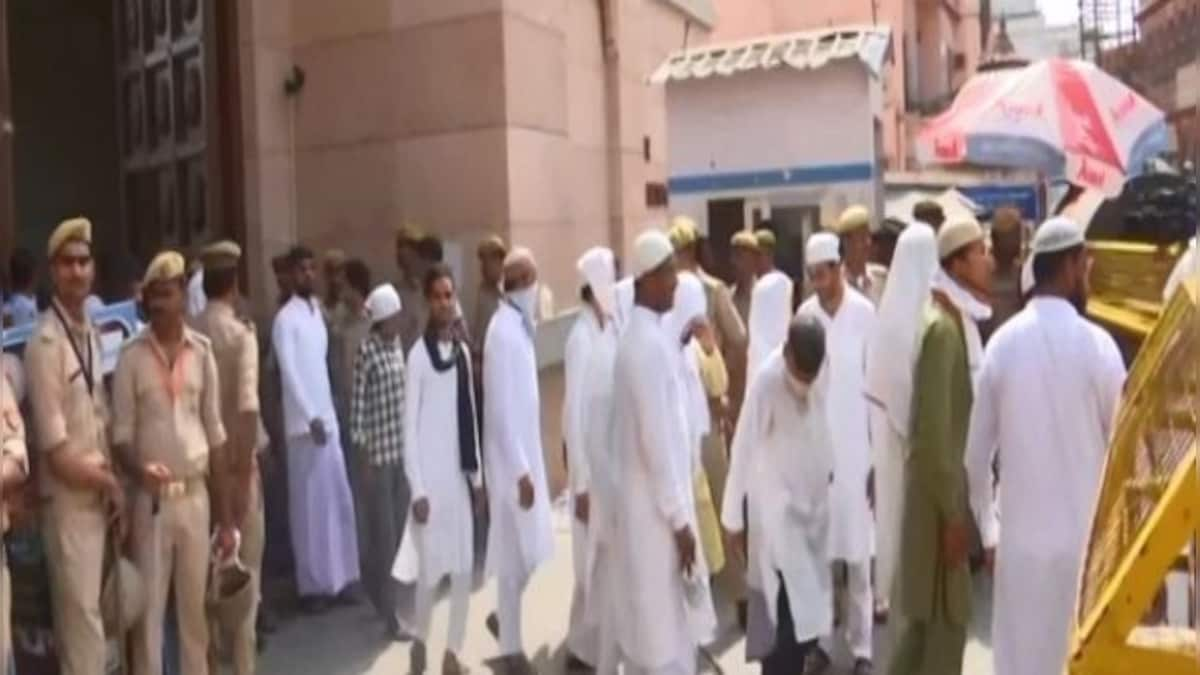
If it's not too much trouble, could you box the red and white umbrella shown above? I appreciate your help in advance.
[917,58,1169,197]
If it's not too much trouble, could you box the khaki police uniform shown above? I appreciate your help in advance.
[194,297,264,675]
[23,300,112,675]
[112,326,226,675]
[0,372,29,672]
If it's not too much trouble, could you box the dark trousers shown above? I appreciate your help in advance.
[763,574,817,675]
[361,461,413,627]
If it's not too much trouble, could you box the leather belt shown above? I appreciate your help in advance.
[155,476,206,500]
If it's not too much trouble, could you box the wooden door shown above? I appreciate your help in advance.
[115,0,220,262]
[0,0,13,276]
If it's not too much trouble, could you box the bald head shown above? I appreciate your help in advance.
[503,246,538,292]
[785,314,826,379]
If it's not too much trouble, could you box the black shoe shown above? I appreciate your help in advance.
[802,647,831,675]
[258,608,279,635]
[565,652,592,672]
[485,612,500,641]
[298,596,330,614]
[334,585,362,607]
[853,658,874,675]
[411,641,428,674]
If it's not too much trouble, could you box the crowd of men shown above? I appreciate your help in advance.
[0,198,1131,675]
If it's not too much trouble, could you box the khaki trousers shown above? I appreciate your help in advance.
[210,478,264,675]
[131,488,211,675]
[0,563,9,675]
[42,500,108,675]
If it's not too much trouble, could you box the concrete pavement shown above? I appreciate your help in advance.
[256,504,996,675]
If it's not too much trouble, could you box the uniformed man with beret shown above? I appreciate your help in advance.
[192,241,264,675]
[0,344,29,673]
[112,251,235,675]
[24,217,123,675]
[833,205,886,306]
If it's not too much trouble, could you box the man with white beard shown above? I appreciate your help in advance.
[863,223,938,618]
[612,230,714,675]
[795,233,876,675]
[722,315,833,675]
[482,247,555,674]
[966,217,1125,675]
[562,246,620,671]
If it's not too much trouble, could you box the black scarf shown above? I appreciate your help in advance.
[422,330,478,472]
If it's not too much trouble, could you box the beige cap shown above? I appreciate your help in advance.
[477,235,508,257]
[668,215,700,250]
[322,249,347,267]
[731,231,758,250]
[937,219,985,260]
[755,229,777,250]
[395,223,424,244]
[832,205,871,235]
[199,240,242,270]
[47,217,92,258]
[143,250,187,286]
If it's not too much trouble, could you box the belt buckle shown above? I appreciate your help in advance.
[164,480,186,499]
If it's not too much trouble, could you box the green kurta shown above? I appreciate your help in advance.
[889,295,973,675]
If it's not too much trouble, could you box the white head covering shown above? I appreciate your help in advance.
[614,276,635,332]
[1020,216,1086,295]
[806,232,841,267]
[865,223,938,440]
[365,283,403,322]
[632,230,674,279]
[664,272,708,344]
[577,247,616,315]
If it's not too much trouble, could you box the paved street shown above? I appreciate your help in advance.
[257,505,997,675]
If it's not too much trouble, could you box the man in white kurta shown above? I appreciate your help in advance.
[795,232,876,674]
[966,217,1126,675]
[863,223,938,614]
[272,246,361,604]
[393,267,484,674]
[747,230,793,380]
[562,247,619,670]
[613,230,713,675]
[482,248,555,670]
[723,315,834,674]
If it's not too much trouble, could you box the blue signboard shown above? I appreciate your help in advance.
[958,184,1042,222]
[3,301,141,375]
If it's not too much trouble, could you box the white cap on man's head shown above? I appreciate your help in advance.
[632,230,674,279]
[805,232,840,267]
[365,283,403,322]
[937,219,985,260]
[1020,216,1085,294]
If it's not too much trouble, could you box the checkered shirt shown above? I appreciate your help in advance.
[349,332,406,466]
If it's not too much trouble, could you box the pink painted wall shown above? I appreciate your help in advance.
[706,0,982,170]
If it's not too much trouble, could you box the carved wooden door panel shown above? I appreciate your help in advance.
[0,0,13,269]
[115,0,219,262]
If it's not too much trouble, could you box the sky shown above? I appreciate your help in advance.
[1039,0,1079,26]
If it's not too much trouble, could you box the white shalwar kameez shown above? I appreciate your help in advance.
[272,295,361,596]
[395,339,482,654]
[747,270,792,380]
[722,349,834,651]
[863,223,937,605]
[795,288,876,662]
[482,302,555,657]
[613,305,716,675]
[966,297,1125,675]
[562,307,618,666]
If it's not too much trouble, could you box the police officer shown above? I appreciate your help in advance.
[24,218,121,675]
[0,359,29,670]
[193,241,264,674]
[112,251,235,675]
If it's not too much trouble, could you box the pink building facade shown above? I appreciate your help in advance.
[707,0,983,171]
